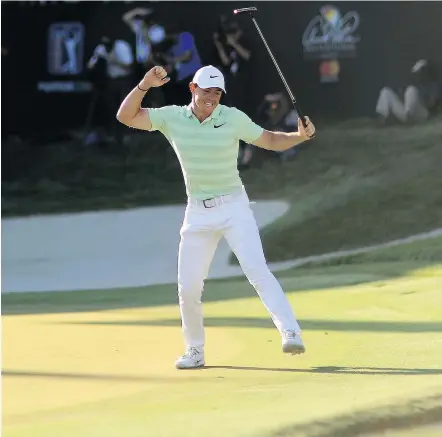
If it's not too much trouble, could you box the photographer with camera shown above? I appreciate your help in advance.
[239,92,300,169]
[85,36,134,146]
[158,28,203,106]
[213,15,251,112]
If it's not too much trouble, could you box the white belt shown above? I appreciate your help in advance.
[189,188,245,208]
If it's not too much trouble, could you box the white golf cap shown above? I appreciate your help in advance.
[192,65,226,93]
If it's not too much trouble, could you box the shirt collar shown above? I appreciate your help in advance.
[184,104,194,118]
[184,104,222,121]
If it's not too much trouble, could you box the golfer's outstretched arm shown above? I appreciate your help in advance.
[116,66,169,131]
[253,117,315,151]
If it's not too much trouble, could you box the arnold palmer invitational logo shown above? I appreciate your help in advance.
[302,5,361,59]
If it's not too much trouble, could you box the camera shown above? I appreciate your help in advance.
[216,15,239,45]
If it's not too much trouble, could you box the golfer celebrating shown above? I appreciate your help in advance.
[117,65,315,369]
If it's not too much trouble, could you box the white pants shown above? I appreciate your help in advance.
[177,187,301,349]
[375,86,429,122]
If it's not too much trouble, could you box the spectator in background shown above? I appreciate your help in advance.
[123,6,154,67]
[213,15,251,112]
[239,92,300,169]
[122,6,167,107]
[1,43,17,141]
[85,36,134,146]
[159,29,203,105]
[375,59,441,124]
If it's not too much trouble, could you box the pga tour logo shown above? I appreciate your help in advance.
[302,5,360,59]
[47,22,85,75]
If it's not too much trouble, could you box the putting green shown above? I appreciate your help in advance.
[371,424,442,437]
[3,263,442,437]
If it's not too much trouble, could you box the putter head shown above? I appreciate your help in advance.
[233,7,257,15]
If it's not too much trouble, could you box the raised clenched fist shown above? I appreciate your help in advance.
[140,66,170,88]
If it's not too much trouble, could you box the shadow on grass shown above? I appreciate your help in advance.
[58,317,442,333]
[3,366,441,382]
[202,366,442,376]
[0,369,216,383]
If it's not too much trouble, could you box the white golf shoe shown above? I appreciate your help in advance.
[282,330,305,355]
[175,347,205,369]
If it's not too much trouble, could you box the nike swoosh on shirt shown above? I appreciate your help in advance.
[214,123,226,128]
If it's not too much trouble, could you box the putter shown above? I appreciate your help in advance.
[234,6,313,135]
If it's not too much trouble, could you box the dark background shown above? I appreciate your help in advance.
[2,1,442,139]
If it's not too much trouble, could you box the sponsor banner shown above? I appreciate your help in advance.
[302,5,360,60]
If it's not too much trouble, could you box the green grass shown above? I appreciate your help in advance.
[299,235,442,268]
[272,394,442,437]
[3,239,442,437]
[244,117,442,262]
[1,131,187,217]
[370,423,442,437]
[4,118,442,265]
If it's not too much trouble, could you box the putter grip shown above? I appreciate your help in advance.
[300,113,315,139]
[292,100,314,138]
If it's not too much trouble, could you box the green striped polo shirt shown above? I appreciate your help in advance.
[148,104,264,200]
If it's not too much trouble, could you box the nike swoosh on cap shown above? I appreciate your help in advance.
[210,75,219,78]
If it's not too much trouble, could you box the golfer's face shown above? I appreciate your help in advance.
[194,86,223,113]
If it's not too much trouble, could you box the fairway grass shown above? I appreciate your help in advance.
[3,261,442,437]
